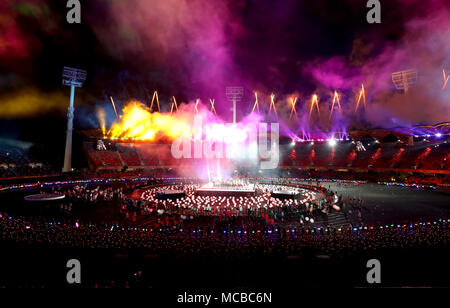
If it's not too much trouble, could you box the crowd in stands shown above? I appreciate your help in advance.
[275,169,449,186]
[0,162,56,178]
[0,135,448,179]
[0,143,57,178]
[2,138,447,178]
[1,211,449,257]
[403,174,450,186]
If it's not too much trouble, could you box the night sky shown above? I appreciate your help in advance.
[0,0,449,145]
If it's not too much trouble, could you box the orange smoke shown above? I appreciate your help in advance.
[0,87,67,118]
[109,101,192,141]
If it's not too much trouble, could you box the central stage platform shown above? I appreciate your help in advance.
[196,183,256,197]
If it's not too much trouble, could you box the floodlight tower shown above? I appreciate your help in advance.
[392,69,417,94]
[226,86,243,124]
[62,66,86,173]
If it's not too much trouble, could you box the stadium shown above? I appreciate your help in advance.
[1,98,449,288]
[0,0,449,292]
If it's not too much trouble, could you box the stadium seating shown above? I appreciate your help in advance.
[117,145,141,167]
[83,140,450,176]
[0,141,56,177]
[87,150,122,168]
[282,140,450,172]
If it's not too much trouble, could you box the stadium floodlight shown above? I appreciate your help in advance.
[392,69,417,93]
[63,66,86,87]
[226,86,243,124]
[328,138,337,147]
[62,66,87,173]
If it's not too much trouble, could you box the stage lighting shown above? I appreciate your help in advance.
[290,140,296,146]
[328,138,337,147]
[436,133,442,138]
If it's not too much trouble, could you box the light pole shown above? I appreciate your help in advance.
[62,66,86,173]
[226,86,243,124]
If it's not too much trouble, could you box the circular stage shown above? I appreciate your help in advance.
[0,177,446,229]
[138,183,322,218]
[24,193,65,202]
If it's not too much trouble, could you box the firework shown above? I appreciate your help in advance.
[194,99,200,114]
[209,98,217,115]
[109,96,119,120]
[109,101,191,141]
[355,84,366,112]
[329,90,341,119]
[269,93,277,116]
[170,96,178,114]
[309,94,320,119]
[289,96,298,119]
[251,92,259,113]
[150,91,160,112]
[443,69,449,90]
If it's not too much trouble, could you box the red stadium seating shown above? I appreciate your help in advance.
[83,140,450,176]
